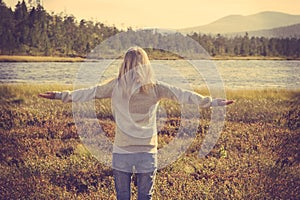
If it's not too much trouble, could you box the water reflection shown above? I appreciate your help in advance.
[0,60,299,89]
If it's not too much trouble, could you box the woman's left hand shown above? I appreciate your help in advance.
[214,98,234,106]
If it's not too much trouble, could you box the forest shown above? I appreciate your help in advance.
[1,0,300,59]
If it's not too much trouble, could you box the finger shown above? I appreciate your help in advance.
[225,100,234,105]
[38,93,54,99]
[38,93,49,98]
[38,93,46,98]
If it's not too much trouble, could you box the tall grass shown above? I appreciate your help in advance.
[0,84,299,199]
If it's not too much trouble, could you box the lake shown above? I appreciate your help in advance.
[0,60,299,90]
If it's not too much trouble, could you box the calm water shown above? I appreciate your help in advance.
[0,60,299,89]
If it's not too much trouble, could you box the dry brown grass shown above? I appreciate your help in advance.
[0,84,299,199]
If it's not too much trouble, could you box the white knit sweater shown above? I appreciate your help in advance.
[55,79,214,153]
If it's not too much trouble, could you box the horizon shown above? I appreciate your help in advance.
[3,0,300,30]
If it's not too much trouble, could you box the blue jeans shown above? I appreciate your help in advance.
[112,153,157,200]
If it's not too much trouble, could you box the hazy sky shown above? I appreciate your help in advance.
[4,0,300,29]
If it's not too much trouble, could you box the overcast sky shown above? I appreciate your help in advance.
[4,0,300,29]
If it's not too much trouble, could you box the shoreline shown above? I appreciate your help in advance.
[0,55,85,62]
[0,55,299,62]
[211,56,298,60]
[1,82,298,92]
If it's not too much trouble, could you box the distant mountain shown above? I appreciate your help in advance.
[180,11,300,34]
[229,23,300,38]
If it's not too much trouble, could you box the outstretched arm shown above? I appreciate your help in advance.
[156,81,234,107]
[38,79,116,102]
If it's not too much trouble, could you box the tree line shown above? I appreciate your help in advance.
[0,0,119,57]
[0,0,299,59]
[188,32,300,58]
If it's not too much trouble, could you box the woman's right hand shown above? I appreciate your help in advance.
[212,98,234,106]
[38,92,56,99]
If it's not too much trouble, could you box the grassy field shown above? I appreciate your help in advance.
[0,84,299,199]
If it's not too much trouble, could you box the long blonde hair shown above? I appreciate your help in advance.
[117,47,155,96]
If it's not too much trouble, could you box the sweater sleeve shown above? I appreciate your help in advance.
[54,79,116,103]
[156,81,213,108]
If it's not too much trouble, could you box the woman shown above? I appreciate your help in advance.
[39,47,233,200]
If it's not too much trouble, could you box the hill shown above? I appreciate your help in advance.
[180,11,300,34]
[241,23,300,38]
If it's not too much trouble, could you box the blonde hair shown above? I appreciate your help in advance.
[117,47,155,96]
